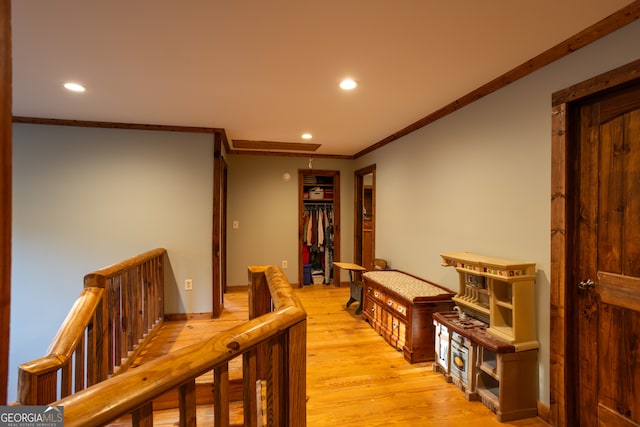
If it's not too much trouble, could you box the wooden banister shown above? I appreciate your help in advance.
[17,287,104,405]
[53,265,306,427]
[17,248,166,405]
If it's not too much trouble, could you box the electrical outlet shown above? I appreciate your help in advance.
[281,260,288,269]
[184,279,193,290]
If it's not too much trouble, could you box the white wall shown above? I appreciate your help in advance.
[354,20,640,407]
[225,155,354,286]
[10,124,214,402]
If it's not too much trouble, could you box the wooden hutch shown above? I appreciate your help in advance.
[435,252,538,422]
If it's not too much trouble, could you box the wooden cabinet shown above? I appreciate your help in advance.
[440,252,537,351]
[298,170,340,286]
[362,271,455,363]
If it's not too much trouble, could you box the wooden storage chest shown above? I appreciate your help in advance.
[362,270,455,363]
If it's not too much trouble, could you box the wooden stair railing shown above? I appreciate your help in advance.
[53,265,307,427]
[17,248,166,405]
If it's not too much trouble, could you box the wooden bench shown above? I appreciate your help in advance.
[362,270,455,363]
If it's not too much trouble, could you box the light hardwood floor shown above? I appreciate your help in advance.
[298,284,548,427]
[124,284,550,426]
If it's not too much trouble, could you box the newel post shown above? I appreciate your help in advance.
[248,266,272,320]
[84,273,109,384]
[248,266,272,401]
[248,266,307,426]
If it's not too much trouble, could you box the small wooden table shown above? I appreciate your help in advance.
[334,262,367,314]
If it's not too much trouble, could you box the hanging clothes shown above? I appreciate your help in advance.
[303,203,334,284]
[324,208,334,283]
[317,208,324,246]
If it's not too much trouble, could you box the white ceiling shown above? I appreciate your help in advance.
[11,1,635,156]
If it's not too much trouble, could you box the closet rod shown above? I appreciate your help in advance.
[304,203,333,209]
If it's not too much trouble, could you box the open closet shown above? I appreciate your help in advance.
[298,169,340,286]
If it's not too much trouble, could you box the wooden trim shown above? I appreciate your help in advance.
[598,403,640,427]
[228,148,352,159]
[226,285,248,293]
[12,116,222,134]
[354,165,376,270]
[233,140,321,152]
[354,174,364,267]
[550,58,640,427]
[553,58,640,105]
[0,0,11,406]
[221,156,228,295]
[212,133,223,318]
[597,271,640,312]
[12,116,232,154]
[550,101,569,427]
[536,400,551,425]
[355,0,640,159]
[354,165,376,176]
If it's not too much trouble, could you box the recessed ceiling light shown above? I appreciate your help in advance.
[339,78,357,90]
[63,82,86,92]
[301,133,312,140]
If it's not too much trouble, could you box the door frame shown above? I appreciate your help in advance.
[354,165,376,270]
[550,58,640,427]
[220,154,228,297]
[212,132,227,318]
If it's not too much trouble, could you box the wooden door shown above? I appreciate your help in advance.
[572,82,640,426]
[0,0,12,405]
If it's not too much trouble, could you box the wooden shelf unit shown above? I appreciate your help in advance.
[440,252,538,351]
[437,252,539,422]
[301,172,335,203]
[475,345,538,422]
[433,311,539,422]
[298,170,340,286]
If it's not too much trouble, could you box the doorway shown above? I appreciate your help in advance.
[355,165,376,271]
[298,169,340,287]
[551,59,640,427]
